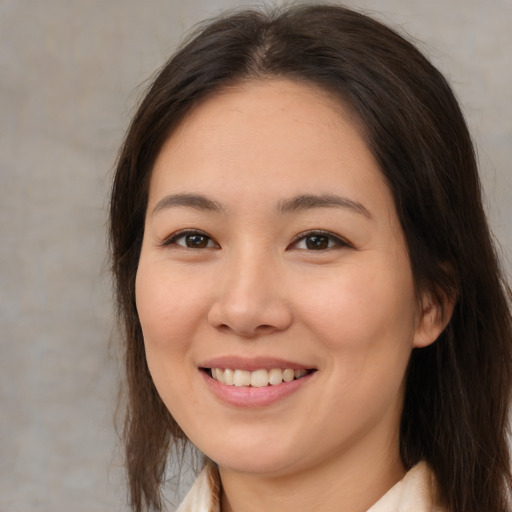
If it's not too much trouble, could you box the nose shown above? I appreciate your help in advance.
[207,252,293,338]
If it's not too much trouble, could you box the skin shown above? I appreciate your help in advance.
[135,79,450,512]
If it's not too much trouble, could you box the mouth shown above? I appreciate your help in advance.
[202,367,316,387]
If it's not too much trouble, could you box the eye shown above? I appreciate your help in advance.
[290,230,350,251]
[163,229,218,249]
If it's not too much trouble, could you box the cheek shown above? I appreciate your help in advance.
[135,260,207,353]
[295,260,418,355]
[135,261,207,414]
[297,263,417,431]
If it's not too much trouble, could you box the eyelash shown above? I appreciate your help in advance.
[161,229,219,249]
[289,230,352,251]
[161,229,351,251]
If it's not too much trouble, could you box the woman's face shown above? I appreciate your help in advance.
[136,79,440,478]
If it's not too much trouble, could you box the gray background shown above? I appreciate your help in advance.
[1,0,510,511]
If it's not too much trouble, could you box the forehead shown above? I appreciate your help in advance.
[149,78,391,215]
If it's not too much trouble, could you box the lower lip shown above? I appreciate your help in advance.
[201,370,315,408]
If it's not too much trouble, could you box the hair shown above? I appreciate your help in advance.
[109,3,512,512]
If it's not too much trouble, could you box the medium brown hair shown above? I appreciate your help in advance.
[110,4,512,511]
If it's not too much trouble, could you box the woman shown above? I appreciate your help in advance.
[109,4,512,512]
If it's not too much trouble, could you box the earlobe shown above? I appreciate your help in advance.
[413,287,456,348]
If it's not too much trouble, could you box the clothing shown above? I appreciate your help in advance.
[176,461,446,512]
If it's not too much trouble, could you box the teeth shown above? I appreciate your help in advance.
[294,369,307,379]
[250,369,269,388]
[233,370,251,386]
[268,368,283,385]
[213,368,225,384]
[224,368,234,386]
[282,368,294,382]
[210,367,310,387]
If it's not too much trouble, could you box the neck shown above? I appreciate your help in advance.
[218,434,405,512]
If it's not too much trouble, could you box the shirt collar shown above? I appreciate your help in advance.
[177,461,443,512]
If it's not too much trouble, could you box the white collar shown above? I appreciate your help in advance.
[176,461,444,512]
[367,462,444,512]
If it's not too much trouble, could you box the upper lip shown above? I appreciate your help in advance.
[199,356,315,372]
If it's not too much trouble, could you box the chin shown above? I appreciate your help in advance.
[214,452,297,476]
[196,434,300,476]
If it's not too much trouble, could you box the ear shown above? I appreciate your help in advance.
[413,287,456,348]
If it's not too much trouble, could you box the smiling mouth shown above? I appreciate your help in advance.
[204,368,316,387]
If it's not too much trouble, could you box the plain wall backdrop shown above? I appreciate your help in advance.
[1,0,510,510]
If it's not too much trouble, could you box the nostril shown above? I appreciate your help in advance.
[217,324,232,335]
[215,322,275,338]
[257,324,274,333]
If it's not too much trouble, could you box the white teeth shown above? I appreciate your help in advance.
[233,369,251,386]
[282,368,295,382]
[268,368,283,385]
[213,368,225,384]
[250,369,269,388]
[223,368,234,386]
[210,367,310,387]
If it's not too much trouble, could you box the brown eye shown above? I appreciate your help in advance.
[185,234,210,248]
[291,230,350,251]
[305,235,330,250]
[165,230,217,249]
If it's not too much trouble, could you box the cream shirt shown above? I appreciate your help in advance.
[176,462,445,512]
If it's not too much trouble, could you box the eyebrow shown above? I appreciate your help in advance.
[277,194,372,218]
[151,192,372,219]
[152,193,224,215]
